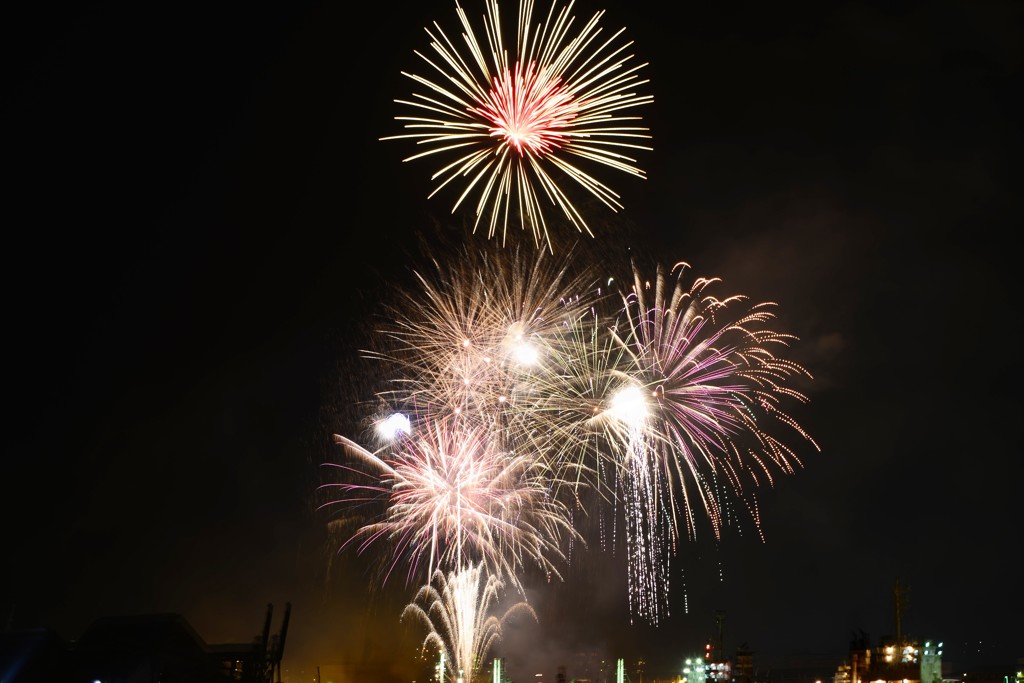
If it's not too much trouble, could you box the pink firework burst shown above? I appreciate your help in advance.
[322,416,575,591]
[382,0,653,250]
[588,260,821,624]
[475,61,575,157]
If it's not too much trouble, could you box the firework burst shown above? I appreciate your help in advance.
[323,239,819,628]
[364,240,600,460]
[584,259,821,623]
[382,0,653,250]
[322,415,577,592]
[403,563,535,683]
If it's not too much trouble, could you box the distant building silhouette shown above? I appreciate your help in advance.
[734,644,754,683]
[0,603,290,683]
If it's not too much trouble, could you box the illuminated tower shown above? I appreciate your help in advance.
[920,641,943,683]
[683,657,707,683]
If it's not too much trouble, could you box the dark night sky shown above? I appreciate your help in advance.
[6,1,1022,682]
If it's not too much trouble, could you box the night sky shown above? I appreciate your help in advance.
[6,1,1022,682]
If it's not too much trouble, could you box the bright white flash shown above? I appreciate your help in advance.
[512,341,539,366]
[504,325,540,367]
[608,385,649,425]
[376,412,412,441]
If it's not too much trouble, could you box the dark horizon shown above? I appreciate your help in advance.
[5,602,1019,682]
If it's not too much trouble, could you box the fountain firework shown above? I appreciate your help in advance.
[402,563,536,683]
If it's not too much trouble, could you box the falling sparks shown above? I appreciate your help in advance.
[590,259,821,622]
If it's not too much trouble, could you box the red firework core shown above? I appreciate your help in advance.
[475,62,576,157]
